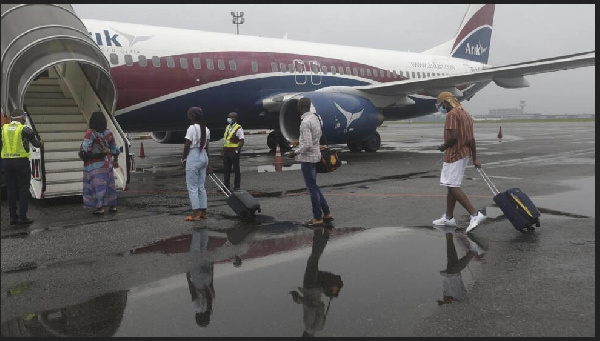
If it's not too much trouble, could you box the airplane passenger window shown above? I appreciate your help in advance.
[359,68,365,77]
[152,56,160,67]
[229,60,236,71]
[387,70,391,78]
[271,62,277,72]
[373,69,378,77]
[251,61,258,72]
[345,66,351,75]
[398,71,403,77]
[124,54,133,66]
[338,66,344,75]
[109,53,119,65]
[353,67,358,76]
[289,64,295,73]
[206,59,214,70]
[427,72,430,77]
[366,69,371,77]
[417,72,421,78]
[138,55,147,67]
[330,66,336,75]
[166,56,175,68]
[312,64,319,73]
[412,72,415,78]
[193,58,201,69]
[180,58,188,69]
[280,62,287,72]
[218,59,225,70]
[321,65,327,74]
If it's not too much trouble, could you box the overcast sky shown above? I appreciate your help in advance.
[72,4,595,116]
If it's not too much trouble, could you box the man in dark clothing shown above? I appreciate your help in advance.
[1,108,43,225]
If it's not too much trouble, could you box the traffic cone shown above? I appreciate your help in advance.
[498,126,503,142]
[139,142,146,158]
[274,144,283,172]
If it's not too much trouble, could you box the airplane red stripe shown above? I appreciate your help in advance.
[452,4,495,51]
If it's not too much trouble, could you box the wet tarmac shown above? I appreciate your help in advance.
[0,121,595,337]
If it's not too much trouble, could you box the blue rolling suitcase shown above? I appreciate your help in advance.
[478,168,541,233]
[209,174,261,220]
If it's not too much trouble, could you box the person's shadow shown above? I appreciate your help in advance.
[290,224,343,337]
[436,226,485,305]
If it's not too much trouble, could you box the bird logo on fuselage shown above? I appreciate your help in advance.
[334,102,363,129]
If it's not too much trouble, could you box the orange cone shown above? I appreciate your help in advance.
[498,126,503,142]
[139,142,146,158]
[274,145,283,172]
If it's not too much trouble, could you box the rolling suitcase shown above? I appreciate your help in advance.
[209,173,261,220]
[478,168,541,233]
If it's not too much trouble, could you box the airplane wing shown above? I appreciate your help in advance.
[318,51,595,105]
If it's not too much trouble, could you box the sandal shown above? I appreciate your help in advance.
[93,209,105,215]
[185,215,202,221]
[302,219,324,227]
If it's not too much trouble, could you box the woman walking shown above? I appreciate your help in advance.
[182,107,212,221]
[81,111,120,214]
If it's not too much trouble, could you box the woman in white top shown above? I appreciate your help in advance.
[182,107,212,221]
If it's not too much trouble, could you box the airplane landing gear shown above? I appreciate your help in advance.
[362,131,381,152]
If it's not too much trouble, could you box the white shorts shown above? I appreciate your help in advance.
[440,156,469,187]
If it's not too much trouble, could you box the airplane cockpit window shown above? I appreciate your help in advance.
[251,61,258,72]
[218,59,225,70]
[193,58,201,69]
[206,59,214,70]
[138,55,147,67]
[229,60,236,71]
[166,56,175,68]
[359,68,365,77]
[180,58,188,69]
[109,53,119,65]
[152,56,160,67]
[124,54,133,66]
[280,62,287,72]
[271,62,277,72]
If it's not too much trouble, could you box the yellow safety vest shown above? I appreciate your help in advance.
[223,123,241,148]
[1,122,29,158]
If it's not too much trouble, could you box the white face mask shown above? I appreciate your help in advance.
[436,102,447,114]
[227,118,234,124]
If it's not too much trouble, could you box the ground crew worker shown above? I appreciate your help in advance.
[1,109,43,225]
[220,112,244,191]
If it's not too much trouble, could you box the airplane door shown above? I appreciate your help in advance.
[308,60,322,85]
[293,59,307,85]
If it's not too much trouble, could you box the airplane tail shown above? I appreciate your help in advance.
[422,4,495,64]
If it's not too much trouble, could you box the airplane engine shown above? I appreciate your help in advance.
[279,92,384,152]
[150,131,186,144]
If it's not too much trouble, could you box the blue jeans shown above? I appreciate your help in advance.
[301,162,330,220]
[186,148,208,210]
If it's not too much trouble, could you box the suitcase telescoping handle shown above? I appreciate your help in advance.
[209,173,232,197]
[477,168,500,196]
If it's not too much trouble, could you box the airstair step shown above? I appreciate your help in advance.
[24,98,77,106]
[26,106,81,115]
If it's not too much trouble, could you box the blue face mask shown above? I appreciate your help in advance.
[227,118,233,124]
[438,106,447,114]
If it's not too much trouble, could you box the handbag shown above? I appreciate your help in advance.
[78,131,108,161]
[314,114,341,173]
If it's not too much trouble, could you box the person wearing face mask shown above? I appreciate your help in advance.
[432,92,486,233]
[220,112,244,191]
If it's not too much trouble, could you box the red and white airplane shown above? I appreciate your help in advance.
[80,4,594,152]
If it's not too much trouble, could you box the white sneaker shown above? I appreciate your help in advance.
[433,225,456,235]
[466,211,487,233]
[432,214,457,227]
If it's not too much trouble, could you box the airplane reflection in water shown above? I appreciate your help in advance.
[0,222,359,337]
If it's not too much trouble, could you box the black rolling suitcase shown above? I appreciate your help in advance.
[209,174,261,220]
[478,168,541,233]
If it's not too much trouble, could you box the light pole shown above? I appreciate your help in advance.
[230,11,245,35]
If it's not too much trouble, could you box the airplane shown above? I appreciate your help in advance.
[0,4,594,199]
[79,4,595,152]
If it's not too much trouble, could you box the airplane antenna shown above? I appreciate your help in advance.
[231,11,245,35]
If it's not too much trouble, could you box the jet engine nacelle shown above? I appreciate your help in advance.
[279,92,383,145]
[150,131,186,144]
